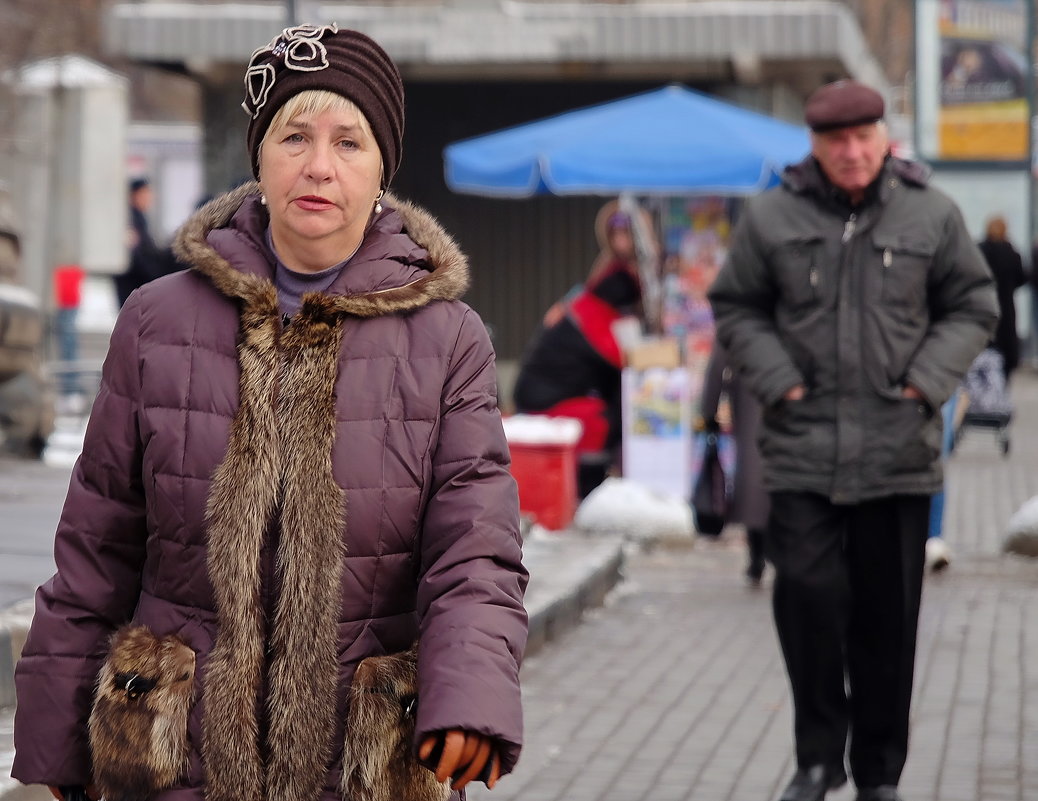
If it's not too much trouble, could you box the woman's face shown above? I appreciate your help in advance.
[608,226,635,260]
[259,104,383,267]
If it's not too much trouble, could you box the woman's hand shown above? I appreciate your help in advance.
[418,729,501,791]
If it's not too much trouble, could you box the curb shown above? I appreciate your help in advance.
[0,601,32,710]
[1,600,36,801]
[522,533,626,657]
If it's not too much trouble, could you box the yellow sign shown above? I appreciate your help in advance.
[938,12,1029,161]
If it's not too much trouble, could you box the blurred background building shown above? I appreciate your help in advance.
[100,0,908,365]
[0,0,1001,376]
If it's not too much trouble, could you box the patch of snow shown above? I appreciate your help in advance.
[573,476,693,541]
[503,414,582,445]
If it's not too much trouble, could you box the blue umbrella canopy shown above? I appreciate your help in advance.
[444,85,810,197]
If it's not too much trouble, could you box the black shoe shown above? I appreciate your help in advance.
[855,787,904,801]
[746,528,767,586]
[746,556,766,586]
[777,764,847,801]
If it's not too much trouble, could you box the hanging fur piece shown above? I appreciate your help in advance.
[88,626,196,801]
[342,646,451,801]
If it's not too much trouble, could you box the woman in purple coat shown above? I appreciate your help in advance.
[12,25,527,801]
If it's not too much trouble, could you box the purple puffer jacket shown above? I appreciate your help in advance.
[12,184,528,801]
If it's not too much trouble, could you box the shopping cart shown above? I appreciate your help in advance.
[954,348,1011,456]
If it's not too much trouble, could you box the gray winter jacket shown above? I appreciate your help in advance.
[708,156,998,503]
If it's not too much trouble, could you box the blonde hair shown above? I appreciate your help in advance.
[260,89,380,169]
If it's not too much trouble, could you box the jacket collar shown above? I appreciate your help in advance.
[781,154,930,213]
[172,181,470,317]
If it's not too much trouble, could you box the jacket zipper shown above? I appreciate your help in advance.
[842,213,857,244]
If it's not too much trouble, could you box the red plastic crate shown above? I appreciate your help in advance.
[508,441,578,531]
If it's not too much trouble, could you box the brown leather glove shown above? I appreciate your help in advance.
[418,729,501,791]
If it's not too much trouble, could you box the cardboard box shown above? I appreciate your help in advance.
[625,337,681,370]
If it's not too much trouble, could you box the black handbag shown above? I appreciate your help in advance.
[692,431,728,537]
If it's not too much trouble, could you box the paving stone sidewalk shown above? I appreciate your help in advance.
[5,370,1038,801]
[469,371,1038,801]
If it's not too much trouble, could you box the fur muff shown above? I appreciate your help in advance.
[342,646,451,801]
[89,625,196,801]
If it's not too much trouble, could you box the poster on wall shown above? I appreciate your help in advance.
[653,195,737,395]
[937,0,1029,161]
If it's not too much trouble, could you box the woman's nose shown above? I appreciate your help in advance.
[304,141,334,180]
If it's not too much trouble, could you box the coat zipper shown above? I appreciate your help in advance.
[842,213,857,244]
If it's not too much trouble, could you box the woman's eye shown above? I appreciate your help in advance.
[284,133,305,144]
[337,139,358,151]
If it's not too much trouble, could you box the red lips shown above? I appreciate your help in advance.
[294,195,335,211]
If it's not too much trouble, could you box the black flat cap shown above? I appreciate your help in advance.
[804,80,884,132]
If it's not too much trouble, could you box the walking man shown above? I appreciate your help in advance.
[708,81,998,801]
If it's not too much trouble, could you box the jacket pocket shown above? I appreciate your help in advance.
[88,625,196,801]
[342,644,451,801]
[873,233,935,308]
[773,235,825,308]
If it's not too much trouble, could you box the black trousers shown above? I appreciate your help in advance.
[766,491,929,788]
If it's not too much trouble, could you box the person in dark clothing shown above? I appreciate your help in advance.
[115,177,167,306]
[977,216,1024,382]
[697,342,769,585]
[118,178,190,306]
[709,80,997,801]
[513,211,642,498]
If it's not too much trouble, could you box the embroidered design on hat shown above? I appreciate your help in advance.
[241,22,340,118]
[242,63,276,118]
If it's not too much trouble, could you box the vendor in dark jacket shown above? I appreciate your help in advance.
[513,210,642,498]
[708,80,998,801]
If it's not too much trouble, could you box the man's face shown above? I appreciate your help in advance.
[810,123,889,199]
[132,185,153,212]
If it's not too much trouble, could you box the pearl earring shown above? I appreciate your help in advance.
[260,194,267,206]
[374,189,385,215]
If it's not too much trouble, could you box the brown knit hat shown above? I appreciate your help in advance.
[242,24,404,184]
[804,80,884,132]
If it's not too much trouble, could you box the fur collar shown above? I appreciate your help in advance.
[172,181,470,317]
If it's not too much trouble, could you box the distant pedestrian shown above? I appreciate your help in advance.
[697,341,768,585]
[115,177,166,306]
[1030,239,1038,366]
[51,263,84,398]
[709,80,998,801]
[923,394,961,572]
[13,23,527,801]
[977,215,1024,383]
